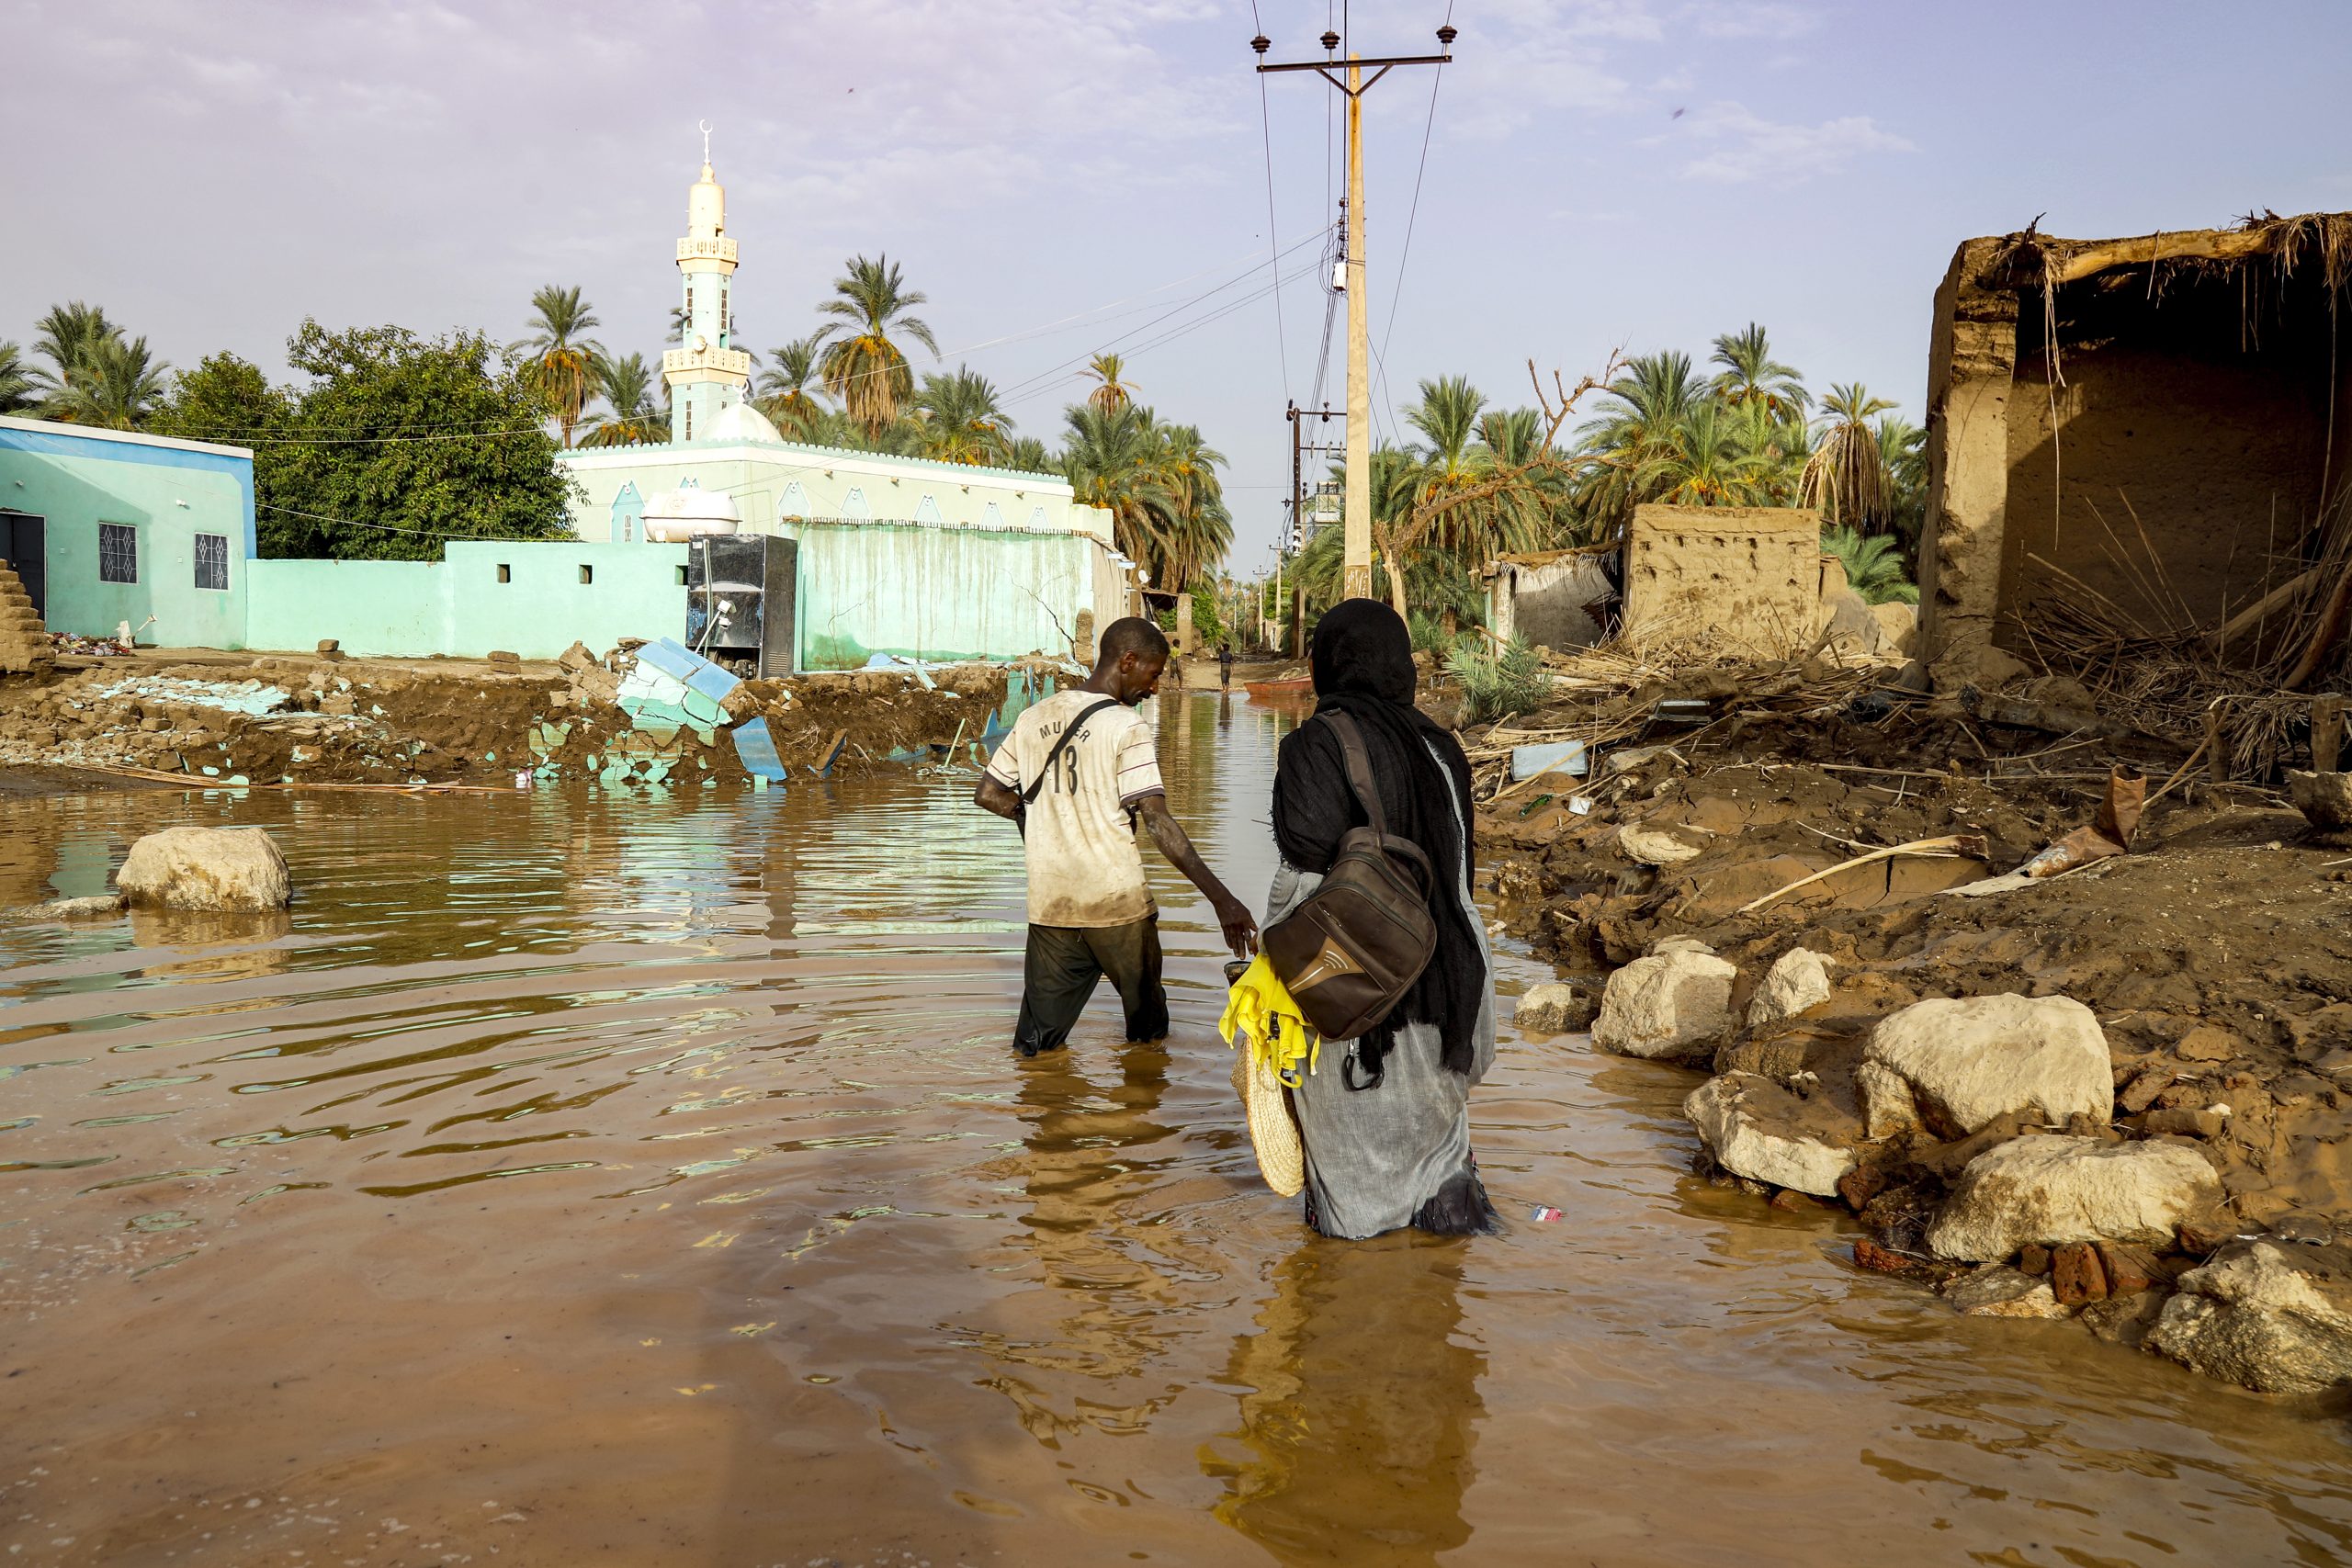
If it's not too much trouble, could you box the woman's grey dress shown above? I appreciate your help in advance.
[1268,742,1496,1240]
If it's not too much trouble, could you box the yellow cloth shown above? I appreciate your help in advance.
[1218,954,1321,1087]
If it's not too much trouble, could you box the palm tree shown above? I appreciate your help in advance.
[579,351,666,447]
[1569,350,1704,536]
[1635,400,1772,508]
[1151,422,1233,583]
[913,365,1013,465]
[1822,525,1917,604]
[753,334,828,439]
[25,301,124,412]
[1082,353,1136,413]
[815,254,940,442]
[516,285,604,448]
[48,333,170,429]
[1001,435,1055,474]
[0,343,31,412]
[1063,402,1180,581]
[1801,382,1896,529]
[1875,413,1928,545]
[1709,323,1809,419]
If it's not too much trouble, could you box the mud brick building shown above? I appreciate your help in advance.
[1917,213,2352,688]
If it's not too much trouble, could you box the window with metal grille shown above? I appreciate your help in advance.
[98,523,137,583]
[193,532,229,591]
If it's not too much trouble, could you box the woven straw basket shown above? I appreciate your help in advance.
[1231,1044,1306,1197]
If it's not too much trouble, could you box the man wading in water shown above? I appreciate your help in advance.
[976,616,1258,1056]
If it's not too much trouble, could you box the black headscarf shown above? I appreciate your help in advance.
[1270,600,1484,1080]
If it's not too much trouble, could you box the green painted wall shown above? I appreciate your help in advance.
[0,418,254,649]
[245,542,688,659]
[779,521,1087,669]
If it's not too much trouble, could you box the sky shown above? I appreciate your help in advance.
[6,0,2350,570]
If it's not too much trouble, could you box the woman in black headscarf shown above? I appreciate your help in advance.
[1268,599,1498,1238]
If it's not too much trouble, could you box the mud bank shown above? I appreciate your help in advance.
[1474,651,2352,1400]
[0,645,1027,791]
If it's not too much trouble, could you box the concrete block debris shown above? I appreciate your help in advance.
[1511,740,1588,781]
[89,675,292,718]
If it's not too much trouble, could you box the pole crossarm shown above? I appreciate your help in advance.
[1257,51,1450,88]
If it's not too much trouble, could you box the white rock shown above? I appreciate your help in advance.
[115,827,291,912]
[1650,936,1716,957]
[1944,1266,2072,1319]
[1860,993,2111,1139]
[1514,983,1598,1035]
[1684,1072,1856,1195]
[1925,1134,2222,1262]
[1617,822,1703,866]
[1594,948,1737,1062]
[1747,947,1834,1029]
[2147,1238,2352,1394]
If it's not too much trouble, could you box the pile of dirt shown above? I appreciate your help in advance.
[1476,656,2352,1391]
[0,651,1015,789]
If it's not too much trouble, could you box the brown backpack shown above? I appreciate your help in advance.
[1262,712,1440,1041]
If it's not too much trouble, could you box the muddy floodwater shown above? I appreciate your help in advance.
[6,694,2352,1566]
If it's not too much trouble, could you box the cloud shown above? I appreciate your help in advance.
[1684,1,1820,39]
[1674,102,1915,184]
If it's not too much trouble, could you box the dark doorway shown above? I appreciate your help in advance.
[0,513,44,619]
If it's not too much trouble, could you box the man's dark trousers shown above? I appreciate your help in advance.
[1013,917,1168,1055]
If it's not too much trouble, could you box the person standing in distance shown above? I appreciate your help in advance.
[975,616,1258,1057]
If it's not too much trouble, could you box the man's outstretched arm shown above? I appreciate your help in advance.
[1133,793,1258,957]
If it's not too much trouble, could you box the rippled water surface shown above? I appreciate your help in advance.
[6,692,2351,1566]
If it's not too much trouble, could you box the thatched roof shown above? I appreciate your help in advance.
[1976,209,2352,301]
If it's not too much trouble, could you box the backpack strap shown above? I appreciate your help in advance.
[1323,711,1435,895]
[1021,696,1125,807]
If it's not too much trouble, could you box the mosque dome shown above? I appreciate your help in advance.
[700,400,783,446]
[642,485,741,541]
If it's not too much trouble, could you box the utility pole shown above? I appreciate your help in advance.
[1255,21,1455,603]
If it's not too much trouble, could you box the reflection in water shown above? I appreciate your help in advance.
[5,701,2352,1566]
[1208,1237,1484,1567]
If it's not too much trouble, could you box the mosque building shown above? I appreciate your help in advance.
[556,141,1117,558]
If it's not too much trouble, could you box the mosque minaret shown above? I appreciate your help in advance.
[662,123,752,444]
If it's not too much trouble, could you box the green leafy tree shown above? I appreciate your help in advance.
[153,352,292,445]
[580,351,666,447]
[25,301,121,408]
[815,254,939,443]
[261,321,573,559]
[515,285,604,448]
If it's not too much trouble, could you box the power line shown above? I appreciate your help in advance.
[257,500,555,542]
[999,256,1326,413]
[991,227,1331,407]
[1251,0,1294,401]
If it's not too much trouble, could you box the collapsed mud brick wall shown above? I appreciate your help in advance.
[1917,213,2352,689]
[1486,547,1615,651]
[0,560,51,675]
[1621,504,1822,659]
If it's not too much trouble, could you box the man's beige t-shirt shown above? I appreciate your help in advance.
[985,690,1164,928]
